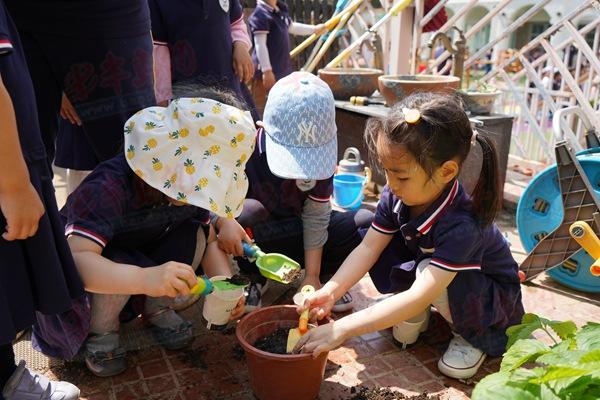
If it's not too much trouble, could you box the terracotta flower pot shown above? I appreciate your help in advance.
[378,74,461,106]
[236,305,329,400]
[318,68,383,100]
[458,90,502,115]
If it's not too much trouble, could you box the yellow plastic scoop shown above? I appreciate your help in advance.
[286,285,315,353]
[569,221,600,276]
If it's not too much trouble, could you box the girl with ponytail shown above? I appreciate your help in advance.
[294,93,524,380]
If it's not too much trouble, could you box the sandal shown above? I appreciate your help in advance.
[84,332,127,377]
[145,308,193,350]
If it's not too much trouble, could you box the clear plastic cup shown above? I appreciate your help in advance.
[202,275,244,328]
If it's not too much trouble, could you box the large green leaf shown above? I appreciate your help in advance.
[580,349,600,363]
[576,323,600,351]
[532,366,591,384]
[556,375,594,399]
[540,384,561,400]
[547,321,577,341]
[506,314,543,350]
[501,339,551,372]
[473,372,538,400]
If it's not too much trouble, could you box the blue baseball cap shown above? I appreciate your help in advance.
[263,72,338,180]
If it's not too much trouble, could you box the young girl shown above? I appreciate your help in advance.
[59,89,256,377]
[248,0,326,115]
[216,72,373,312]
[0,2,81,398]
[295,93,524,380]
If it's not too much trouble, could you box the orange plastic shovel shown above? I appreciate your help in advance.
[286,285,315,353]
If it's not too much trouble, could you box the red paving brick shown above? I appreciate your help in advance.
[145,375,177,394]
[139,359,170,379]
[113,381,148,400]
[366,336,398,354]
[362,358,392,378]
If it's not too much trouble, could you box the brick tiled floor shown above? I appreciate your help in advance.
[11,170,599,400]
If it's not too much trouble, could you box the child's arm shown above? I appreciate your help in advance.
[68,235,197,297]
[288,22,327,36]
[152,42,172,106]
[303,227,393,320]
[0,74,45,241]
[231,16,254,83]
[296,265,456,355]
[300,198,331,289]
[253,32,275,90]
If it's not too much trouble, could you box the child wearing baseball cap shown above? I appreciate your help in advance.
[57,88,256,377]
[215,72,373,310]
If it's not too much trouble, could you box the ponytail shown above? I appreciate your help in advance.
[471,133,501,226]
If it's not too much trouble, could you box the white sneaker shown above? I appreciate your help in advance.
[437,334,486,379]
[2,361,80,400]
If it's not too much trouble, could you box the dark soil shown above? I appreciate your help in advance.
[184,347,207,369]
[225,274,250,286]
[253,328,289,354]
[282,268,302,283]
[232,343,245,361]
[349,387,440,400]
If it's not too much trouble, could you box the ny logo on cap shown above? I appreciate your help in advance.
[298,121,317,144]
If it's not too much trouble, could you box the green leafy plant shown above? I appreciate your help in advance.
[462,81,499,94]
[472,313,600,400]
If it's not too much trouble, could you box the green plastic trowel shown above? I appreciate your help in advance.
[242,242,301,284]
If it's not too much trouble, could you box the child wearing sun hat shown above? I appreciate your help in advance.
[54,90,256,377]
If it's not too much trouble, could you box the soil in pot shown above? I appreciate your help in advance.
[253,328,289,354]
[349,387,440,400]
[224,274,251,286]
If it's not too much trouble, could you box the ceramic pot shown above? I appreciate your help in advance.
[236,305,329,400]
[378,74,461,105]
[318,68,383,100]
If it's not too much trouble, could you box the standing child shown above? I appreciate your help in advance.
[295,93,524,380]
[216,72,372,311]
[248,0,327,115]
[0,1,82,398]
[60,90,256,377]
[149,0,257,118]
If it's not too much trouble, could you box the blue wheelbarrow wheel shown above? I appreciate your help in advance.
[516,152,600,293]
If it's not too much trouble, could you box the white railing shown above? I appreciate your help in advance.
[415,0,600,165]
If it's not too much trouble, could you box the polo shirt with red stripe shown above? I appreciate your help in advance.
[372,181,518,280]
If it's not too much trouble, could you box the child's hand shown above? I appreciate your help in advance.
[230,296,246,321]
[216,218,252,257]
[144,261,197,298]
[232,41,254,83]
[313,24,327,36]
[293,320,347,357]
[262,70,276,91]
[60,93,82,126]
[299,275,321,292]
[297,287,335,321]
[0,181,45,241]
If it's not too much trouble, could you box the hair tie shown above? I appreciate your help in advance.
[471,130,478,146]
[402,108,421,124]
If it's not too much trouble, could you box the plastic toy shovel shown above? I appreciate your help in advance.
[190,275,248,296]
[286,285,315,353]
[242,242,301,284]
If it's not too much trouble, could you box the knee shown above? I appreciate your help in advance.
[237,199,270,227]
[354,208,374,228]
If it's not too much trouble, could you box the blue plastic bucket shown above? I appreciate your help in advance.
[333,174,366,210]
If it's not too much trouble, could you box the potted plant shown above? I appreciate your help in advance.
[458,81,502,115]
[472,313,600,399]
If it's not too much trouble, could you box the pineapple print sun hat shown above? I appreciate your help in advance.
[123,98,256,218]
[262,71,337,180]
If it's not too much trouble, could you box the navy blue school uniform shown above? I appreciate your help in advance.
[5,0,156,168]
[239,128,372,274]
[35,153,212,358]
[249,0,294,81]
[55,120,98,171]
[0,1,84,346]
[149,0,257,118]
[369,181,524,357]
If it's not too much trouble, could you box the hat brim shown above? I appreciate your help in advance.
[265,133,337,180]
